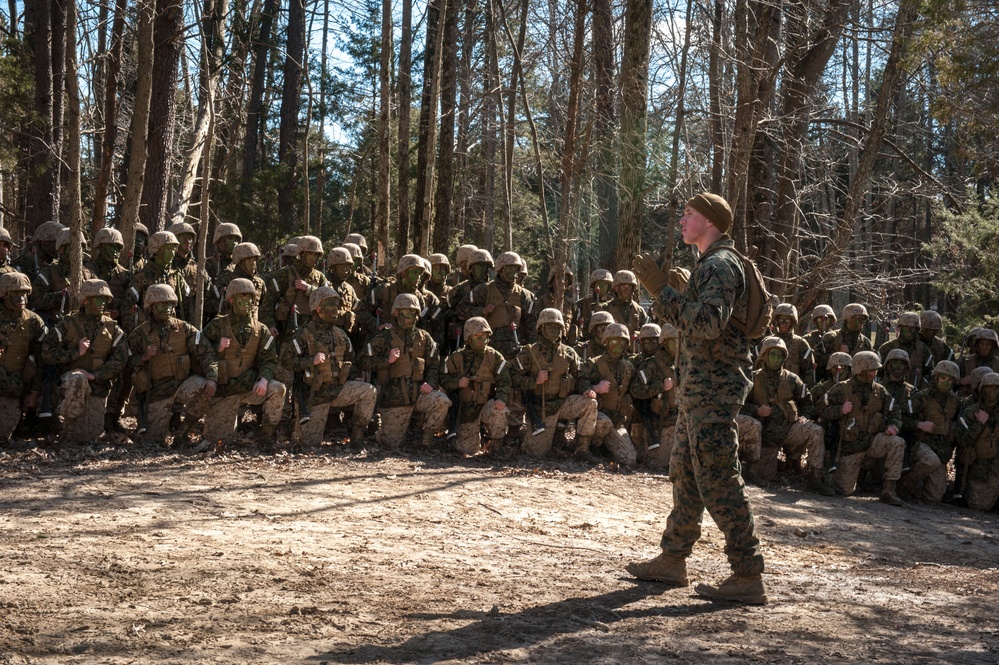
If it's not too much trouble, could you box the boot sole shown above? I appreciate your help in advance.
[625,563,689,587]
[694,583,767,605]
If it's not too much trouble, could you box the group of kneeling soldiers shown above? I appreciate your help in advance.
[1,221,998,512]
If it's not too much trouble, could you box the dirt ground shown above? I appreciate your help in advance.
[1,428,998,665]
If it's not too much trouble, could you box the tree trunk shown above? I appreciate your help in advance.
[708,0,724,192]
[432,0,458,252]
[663,0,694,265]
[242,0,277,190]
[376,0,392,260]
[592,0,617,265]
[90,0,127,235]
[615,0,652,270]
[119,0,155,258]
[480,2,499,249]
[554,0,586,308]
[139,0,183,232]
[413,0,447,253]
[396,0,413,253]
[65,0,83,302]
[169,0,228,228]
[277,0,305,222]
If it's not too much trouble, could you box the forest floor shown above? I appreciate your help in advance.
[1,425,998,664]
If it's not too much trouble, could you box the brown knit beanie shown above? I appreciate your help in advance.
[687,192,733,234]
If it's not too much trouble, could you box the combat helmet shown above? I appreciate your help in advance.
[144,284,178,308]
[232,242,262,264]
[309,285,341,312]
[80,279,113,300]
[213,222,242,244]
[464,316,492,338]
[852,351,882,374]
[536,307,566,330]
[225,278,257,301]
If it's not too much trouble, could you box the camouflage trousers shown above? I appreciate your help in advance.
[593,412,638,466]
[966,474,999,511]
[659,404,765,577]
[376,390,452,449]
[453,399,511,457]
[753,420,825,480]
[899,442,944,500]
[735,414,762,463]
[57,371,106,443]
[146,376,214,439]
[297,380,377,446]
[832,433,905,496]
[203,380,288,444]
[0,396,21,443]
[522,395,597,457]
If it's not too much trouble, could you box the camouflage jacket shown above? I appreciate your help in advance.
[325,275,358,332]
[202,313,277,398]
[603,297,649,337]
[574,294,612,343]
[822,328,874,358]
[630,349,679,428]
[41,311,128,397]
[127,316,219,402]
[458,279,537,359]
[774,332,815,387]
[364,280,444,339]
[358,325,442,408]
[205,254,234,281]
[280,318,358,405]
[31,261,96,323]
[85,257,132,320]
[439,345,511,422]
[821,376,902,456]
[904,386,960,463]
[878,338,933,389]
[511,338,583,414]
[579,353,635,427]
[651,236,753,408]
[260,261,329,337]
[211,267,264,319]
[11,249,50,281]
[0,306,47,398]
[955,400,999,484]
[743,367,814,445]
[805,329,834,384]
[121,262,191,332]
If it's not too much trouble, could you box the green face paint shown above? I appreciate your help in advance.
[396,309,418,330]
[471,263,490,282]
[155,246,177,268]
[936,376,955,393]
[230,293,254,318]
[541,323,562,343]
[606,338,627,358]
[467,332,489,351]
[764,348,785,371]
[99,243,122,264]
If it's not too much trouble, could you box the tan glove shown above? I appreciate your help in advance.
[632,252,670,295]
[668,267,690,294]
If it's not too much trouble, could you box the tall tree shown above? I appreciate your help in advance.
[90,0,127,235]
[376,0,392,261]
[413,0,447,253]
[278,0,306,224]
[592,0,616,265]
[396,0,413,253]
[432,0,459,252]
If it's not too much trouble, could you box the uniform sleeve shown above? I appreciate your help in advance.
[630,357,663,401]
[821,383,847,422]
[40,320,74,366]
[792,374,815,420]
[655,254,742,341]
[30,270,65,313]
[955,404,985,449]
[259,272,283,330]
[188,323,219,381]
[93,324,129,383]
[883,386,902,431]
[456,283,487,323]
[493,350,512,403]
[255,328,277,381]
[357,330,391,374]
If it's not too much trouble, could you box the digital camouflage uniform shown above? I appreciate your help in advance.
[279,296,376,447]
[201,308,285,444]
[365,270,445,341]
[742,346,825,483]
[458,274,537,360]
[646,235,763,578]
[629,329,679,469]
[0,275,46,442]
[821,370,905,498]
[899,364,961,502]
[86,228,132,321]
[574,269,613,344]
[325,247,360,333]
[41,295,128,443]
[603,271,649,340]
[358,304,450,449]
[127,309,219,440]
[577,325,639,466]
[121,257,190,332]
[439,326,512,457]
[260,257,329,343]
[878,313,934,389]
[512,315,595,458]
[31,260,96,324]
[954,373,999,511]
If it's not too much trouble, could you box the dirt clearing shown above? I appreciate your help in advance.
[1,437,997,664]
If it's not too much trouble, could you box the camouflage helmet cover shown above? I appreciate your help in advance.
[232,242,262,264]
[612,270,638,287]
[919,310,943,331]
[343,233,368,251]
[212,222,242,244]
[144,283,178,308]
[536,307,566,329]
[282,243,300,258]
[931,360,961,381]
[93,227,124,248]
[0,227,12,246]
[774,303,798,321]
[588,310,615,332]
[392,293,421,314]
[327,247,353,266]
[468,249,494,266]
[225,278,257,301]
[455,244,478,266]
[852,350,882,374]
[969,366,994,390]
[885,348,910,365]
[34,221,65,243]
[148,231,179,256]
[56,228,80,251]
[810,304,836,323]
[976,328,999,345]
[168,222,196,238]
[978,372,999,389]
[897,312,920,328]
[342,242,363,260]
[827,351,853,369]
[494,251,522,271]
[297,235,323,255]
[429,253,451,268]
[0,271,32,295]
[80,279,113,299]
[842,303,869,320]
[464,316,492,337]
[134,222,149,237]
[309,285,341,312]
[589,269,613,287]
[638,323,662,340]
[659,322,679,343]
[602,323,631,343]
[397,254,427,275]
[759,336,788,355]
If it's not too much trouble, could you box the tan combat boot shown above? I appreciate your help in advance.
[421,429,436,447]
[695,573,767,604]
[349,424,366,450]
[625,552,689,586]
[574,436,601,465]
[879,479,904,506]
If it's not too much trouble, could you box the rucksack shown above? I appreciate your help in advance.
[700,245,778,340]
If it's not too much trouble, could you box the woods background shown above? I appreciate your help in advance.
[0,0,997,333]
